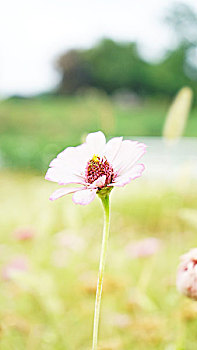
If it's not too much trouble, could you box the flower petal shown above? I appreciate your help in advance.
[57,144,91,171]
[45,167,85,185]
[113,164,145,187]
[85,131,106,155]
[72,188,97,205]
[50,187,84,201]
[112,140,146,175]
[91,175,106,188]
[104,137,123,163]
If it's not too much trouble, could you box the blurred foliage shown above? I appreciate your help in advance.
[84,40,149,95]
[1,3,197,172]
[56,50,92,94]
[56,38,197,99]
[57,39,197,98]
[1,95,197,171]
[1,171,197,349]
[56,3,197,99]
[165,2,197,46]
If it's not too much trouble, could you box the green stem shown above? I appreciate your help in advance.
[92,193,111,350]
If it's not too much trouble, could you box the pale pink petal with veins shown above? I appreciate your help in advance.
[57,144,92,170]
[113,164,145,187]
[86,131,106,155]
[91,175,107,188]
[50,187,85,201]
[103,137,123,163]
[112,140,146,176]
[72,189,97,205]
[45,167,86,185]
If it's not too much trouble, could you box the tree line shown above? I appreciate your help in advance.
[55,3,197,100]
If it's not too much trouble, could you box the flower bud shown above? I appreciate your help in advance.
[177,248,197,300]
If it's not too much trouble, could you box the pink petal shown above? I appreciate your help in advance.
[45,167,85,186]
[104,137,123,163]
[112,140,146,175]
[50,187,84,201]
[126,238,161,258]
[57,143,91,171]
[46,142,99,186]
[91,175,106,188]
[85,131,106,155]
[13,227,35,241]
[72,188,97,205]
[113,164,145,187]
[2,256,28,280]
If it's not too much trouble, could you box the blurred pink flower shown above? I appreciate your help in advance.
[55,231,85,252]
[126,237,161,258]
[177,248,197,300]
[13,227,35,241]
[110,313,131,329]
[2,256,28,280]
[51,249,69,268]
[45,131,146,205]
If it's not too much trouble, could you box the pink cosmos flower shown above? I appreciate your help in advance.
[177,248,197,300]
[110,313,131,329]
[13,227,35,241]
[126,237,161,259]
[45,131,146,205]
[51,249,69,268]
[55,231,85,252]
[2,256,28,280]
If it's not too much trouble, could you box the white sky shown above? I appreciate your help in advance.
[0,0,197,96]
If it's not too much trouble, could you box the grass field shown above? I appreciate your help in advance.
[1,171,197,349]
[1,95,197,171]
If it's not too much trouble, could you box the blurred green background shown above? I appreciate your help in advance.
[1,1,197,350]
[1,94,197,171]
[1,3,197,171]
[1,174,197,350]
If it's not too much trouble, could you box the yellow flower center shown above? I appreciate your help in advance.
[92,154,99,162]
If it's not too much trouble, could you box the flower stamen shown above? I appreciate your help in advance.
[85,155,114,186]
